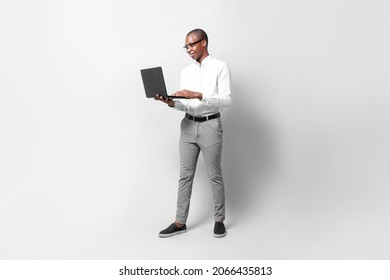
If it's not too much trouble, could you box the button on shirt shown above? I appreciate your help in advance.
[173,55,232,116]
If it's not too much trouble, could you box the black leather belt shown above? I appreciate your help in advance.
[185,113,220,122]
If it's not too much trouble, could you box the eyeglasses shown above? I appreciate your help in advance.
[183,39,204,50]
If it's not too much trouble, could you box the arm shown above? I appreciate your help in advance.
[174,63,232,107]
[154,94,175,107]
[202,64,232,107]
[154,94,190,111]
[173,90,202,100]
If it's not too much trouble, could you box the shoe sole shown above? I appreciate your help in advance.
[159,229,187,238]
[214,231,227,238]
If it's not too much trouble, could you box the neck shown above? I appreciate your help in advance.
[197,51,209,65]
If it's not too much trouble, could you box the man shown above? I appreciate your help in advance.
[155,29,232,238]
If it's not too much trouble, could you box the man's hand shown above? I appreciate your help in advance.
[154,94,175,107]
[174,90,202,100]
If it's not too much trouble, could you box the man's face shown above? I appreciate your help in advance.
[184,33,206,61]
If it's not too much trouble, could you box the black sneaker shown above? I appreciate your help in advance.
[159,223,187,238]
[214,222,227,238]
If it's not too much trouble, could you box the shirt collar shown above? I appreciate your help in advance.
[195,55,212,67]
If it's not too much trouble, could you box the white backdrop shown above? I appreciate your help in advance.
[1,0,390,259]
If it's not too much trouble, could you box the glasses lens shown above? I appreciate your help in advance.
[183,39,202,50]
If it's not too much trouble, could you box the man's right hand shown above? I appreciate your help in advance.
[155,94,175,107]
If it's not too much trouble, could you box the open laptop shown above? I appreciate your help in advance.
[140,66,187,99]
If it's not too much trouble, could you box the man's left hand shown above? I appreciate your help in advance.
[174,90,202,100]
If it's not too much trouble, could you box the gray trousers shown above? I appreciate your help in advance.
[175,116,225,224]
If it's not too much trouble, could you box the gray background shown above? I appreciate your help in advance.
[1,0,389,259]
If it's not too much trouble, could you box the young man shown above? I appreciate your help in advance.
[155,29,232,238]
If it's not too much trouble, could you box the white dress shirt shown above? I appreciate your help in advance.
[173,55,232,116]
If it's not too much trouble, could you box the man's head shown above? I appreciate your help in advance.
[184,29,209,63]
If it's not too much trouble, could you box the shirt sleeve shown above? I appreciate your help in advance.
[172,100,187,111]
[202,63,232,107]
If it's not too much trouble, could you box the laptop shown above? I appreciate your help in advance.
[140,66,187,99]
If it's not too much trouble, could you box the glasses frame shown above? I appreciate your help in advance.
[183,39,204,50]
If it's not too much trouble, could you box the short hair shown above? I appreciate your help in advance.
[187,28,208,46]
